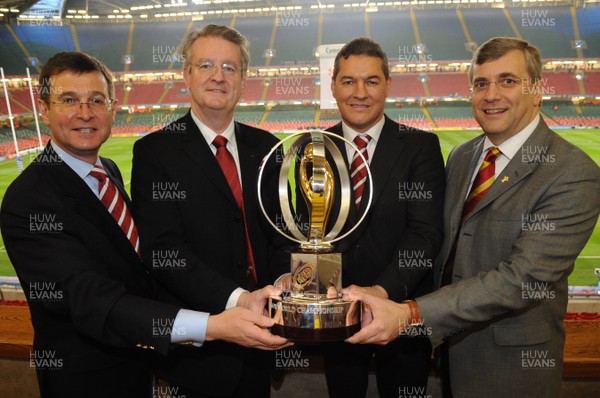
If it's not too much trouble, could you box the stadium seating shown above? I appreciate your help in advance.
[1,5,599,154]
[577,6,600,58]
[271,13,320,66]
[264,76,316,102]
[1,7,600,74]
[262,104,316,131]
[234,105,265,127]
[507,6,576,60]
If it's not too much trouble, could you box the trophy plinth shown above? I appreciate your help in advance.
[258,130,373,341]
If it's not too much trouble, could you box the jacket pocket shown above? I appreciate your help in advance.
[493,321,551,346]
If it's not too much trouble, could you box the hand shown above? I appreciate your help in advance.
[341,284,388,328]
[206,307,293,350]
[342,284,389,300]
[342,287,411,345]
[237,285,282,316]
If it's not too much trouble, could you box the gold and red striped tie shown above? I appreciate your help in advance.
[89,165,140,255]
[350,134,372,208]
[213,135,257,289]
[462,147,502,222]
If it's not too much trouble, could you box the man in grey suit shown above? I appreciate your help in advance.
[343,37,600,398]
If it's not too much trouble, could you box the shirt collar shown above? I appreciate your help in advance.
[190,110,236,146]
[482,113,540,160]
[50,140,100,179]
[341,114,385,144]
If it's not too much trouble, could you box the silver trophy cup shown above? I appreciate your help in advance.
[258,130,373,341]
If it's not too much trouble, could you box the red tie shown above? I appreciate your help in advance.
[462,147,502,222]
[442,147,502,286]
[212,135,257,289]
[350,134,372,208]
[89,165,140,255]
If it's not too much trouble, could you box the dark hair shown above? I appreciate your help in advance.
[332,38,389,81]
[182,24,250,77]
[469,37,542,83]
[38,52,114,103]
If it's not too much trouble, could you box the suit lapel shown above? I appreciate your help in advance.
[236,122,261,210]
[462,119,550,224]
[449,137,484,229]
[328,117,407,249]
[179,112,239,208]
[41,146,140,263]
[367,116,407,211]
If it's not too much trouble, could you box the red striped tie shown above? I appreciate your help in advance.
[89,165,140,255]
[213,135,257,289]
[350,134,372,208]
[462,147,502,222]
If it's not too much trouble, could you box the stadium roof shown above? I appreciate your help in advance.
[1,0,597,23]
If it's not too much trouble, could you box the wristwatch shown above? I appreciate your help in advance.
[403,299,424,327]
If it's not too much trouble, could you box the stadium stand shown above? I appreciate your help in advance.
[507,6,576,60]
[426,101,479,129]
[234,16,276,68]
[1,5,599,157]
[414,8,473,61]
[234,105,265,127]
[129,20,189,72]
[262,104,316,131]
[264,76,316,102]
[1,7,599,75]
[271,12,320,66]
[322,12,367,50]
[427,73,470,98]
[10,24,75,67]
[462,7,515,48]
[577,6,600,58]
[75,23,130,72]
[240,79,263,103]
[389,74,427,98]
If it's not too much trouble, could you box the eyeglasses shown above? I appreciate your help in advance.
[49,97,114,111]
[470,77,524,93]
[192,61,239,77]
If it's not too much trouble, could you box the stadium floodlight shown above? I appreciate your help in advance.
[27,57,40,67]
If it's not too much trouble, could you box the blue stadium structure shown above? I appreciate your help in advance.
[0,3,599,156]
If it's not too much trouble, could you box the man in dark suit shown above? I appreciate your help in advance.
[345,38,600,398]
[320,38,445,398]
[131,25,288,397]
[0,52,288,398]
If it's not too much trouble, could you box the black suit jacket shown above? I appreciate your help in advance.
[328,115,445,301]
[131,111,283,396]
[0,144,180,398]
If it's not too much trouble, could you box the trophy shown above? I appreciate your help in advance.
[258,130,373,341]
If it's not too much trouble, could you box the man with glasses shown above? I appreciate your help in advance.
[1,51,289,398]
[343,37,600,397]
[131,25,287,397]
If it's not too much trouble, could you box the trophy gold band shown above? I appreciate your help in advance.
[258,130,373,341]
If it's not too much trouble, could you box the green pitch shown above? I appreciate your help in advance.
[1,129,599,286]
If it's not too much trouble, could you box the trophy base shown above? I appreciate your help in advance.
[271,323,360,341]
[269,295,361,342]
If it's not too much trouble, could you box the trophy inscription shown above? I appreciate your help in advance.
[258,130,373,341]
